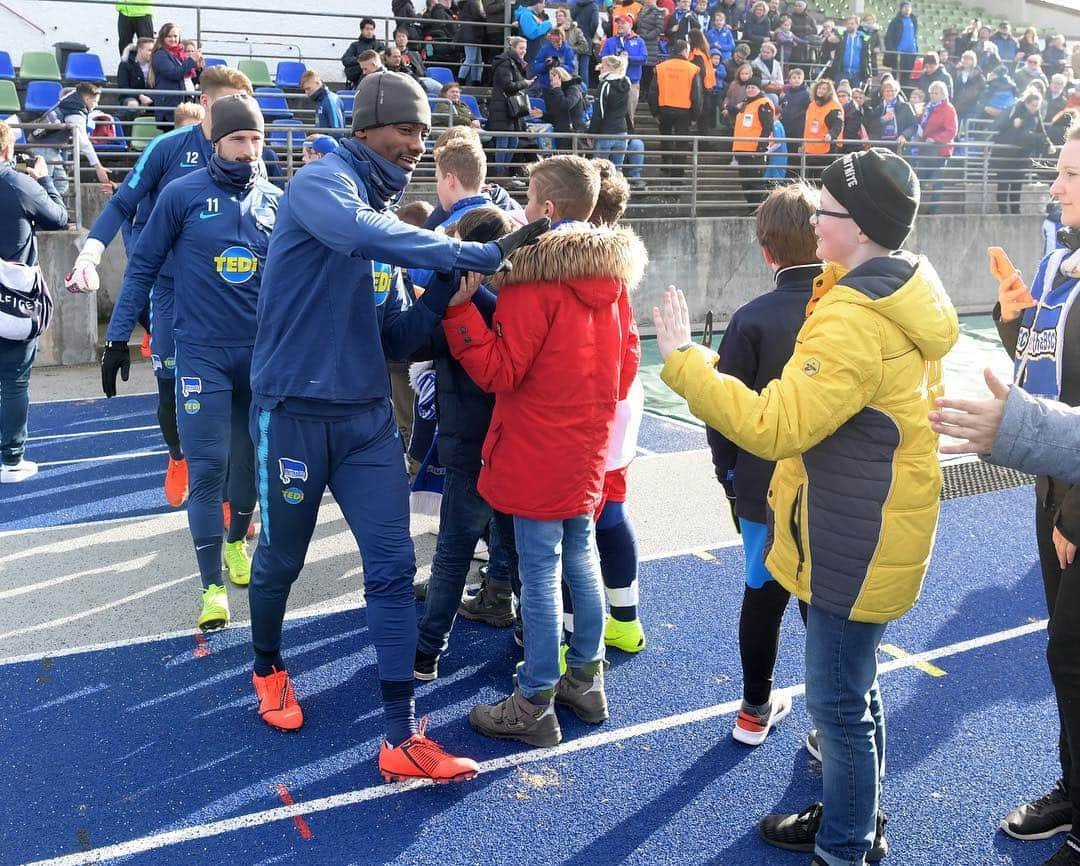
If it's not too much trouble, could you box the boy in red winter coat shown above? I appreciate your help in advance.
[442,155,646,747]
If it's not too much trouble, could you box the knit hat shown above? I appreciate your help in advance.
[746,73,763,90]
[352,71,431,132]
[821,148,920,250]
[210,93,264,142]
[303,134,338,155]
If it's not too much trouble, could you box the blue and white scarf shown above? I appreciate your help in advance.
[1014,246,1080,399]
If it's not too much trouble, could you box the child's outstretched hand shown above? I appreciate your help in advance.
[448,271,484,308]
[652,285,693,361]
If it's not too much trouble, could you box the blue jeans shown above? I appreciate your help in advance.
[805,605,887,866]
[459,45,484,84]
[577,54,591,89]
[595,136,627,167]
[595,137,644,178]
[625,138,644,178]
[417,467,517,656]
[494,135,519,170]
[0,337,37,465]
[32,147,68,196]
[514,514,605,698]
[918,154,949,214]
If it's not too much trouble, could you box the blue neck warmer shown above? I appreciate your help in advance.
[341,137,412,210]
[207,154,265,191]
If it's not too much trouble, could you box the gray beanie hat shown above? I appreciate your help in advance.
[352,71,431,133]
[210,93,264,142]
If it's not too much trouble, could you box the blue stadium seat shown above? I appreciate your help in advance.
[254,87,293,120]
[267,119,304,149]
[275,61,307,89]
[426,66,454,86]
[64,52,106,83]
[529,96,545,114]
[203,57,227,68]
[0,51,14,80]
[459,93,483,121]
[24,80,62,113]
[336,90,354,123]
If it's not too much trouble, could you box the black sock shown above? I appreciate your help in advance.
[596,517,639,622]
[194,536,223,589]
[226,508,253,544]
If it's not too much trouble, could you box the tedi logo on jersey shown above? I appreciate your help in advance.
[372,261,394,306]
[181,376,202,414]
[279,457,308,505]
[214,246,258,284]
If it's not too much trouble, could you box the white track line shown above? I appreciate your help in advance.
[29,425,159,442]
[35,450,169,468]
[25,617,1049,866]
[30,391,157,405]
[0,555,156,600]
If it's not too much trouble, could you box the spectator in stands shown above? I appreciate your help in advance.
[665,0,701,47]
[149,22,201,124]
[860,13,883,72]
[952,50,986,123]
[1044,34,1069,78]
[0,119,68,483]
[457,0,488,85]
[571,0,600,84]
[30,82,112,195]
[544,65,585,145]
[836,82,865,153]
[1048,92,1080,146]
[690,0,710,33]
[637,0,668,98]
[300,70,345,135]
[687,30,717,132]
[440,82,483,127]
[955,18,982,57]
[724,42,751,88]
[117,37,154,122]
[912,79,957,213]
[517,0,554,65]
[827,15,872,89]
[909,86,926,119]
[731,74,774,205]
[771,15,798,69]
[885,0,918,86]
[920,53,953,99]
[393,0,422,41]
[1017,26,1041,62]
[591,54,633,168]
[788,0,818,70]
[534,27,577,78]
[554,6,591,87]
[716,0,742,33]
[390,33,443,95]
[423,0,461,64]
[1046,73,1069,118]
[741,2,772,59]
[301,133,337,164]
[780,67,809,148]
[982,63,1018,120]
[342,19,386,87]
[801,77,843,177]
[488,36,536,176]
[864,77,915,148]
[991,21,1020,65]
[649,38,701,176]
[975,27,1001,74]
[723,61,754,130]
[610,0,643,32]
[818,20,841,72]
[600,15,648,119]
[752,41,784,100]
[993,89,1052,214]
[1015,54,1049,94]
[116,1,154,58]
[765,0,781,31]
[182,40,203,88]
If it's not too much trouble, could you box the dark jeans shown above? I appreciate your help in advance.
[0,337,37,466]
[658,107,693,176]
[1037,494,1080,822]
[117,13,153,56]
[918,154,948,214]
[417,467,518,656]
[996,169,1025,215]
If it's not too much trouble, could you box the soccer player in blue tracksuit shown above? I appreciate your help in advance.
[101,94,279,633]
[246,71,547,782]
[67,65,262,510]
[300,70,346,137]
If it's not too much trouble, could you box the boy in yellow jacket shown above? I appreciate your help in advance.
[654,147,958,866]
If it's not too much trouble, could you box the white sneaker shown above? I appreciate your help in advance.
[473,538,490,562]
[732,692,792,746]
[1,459,38,483]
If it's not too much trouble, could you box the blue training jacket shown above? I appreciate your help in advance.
[106,165,280,347]
[311,85,345,135]
[250,140,506,406]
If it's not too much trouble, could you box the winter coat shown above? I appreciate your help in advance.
[994,102,1052,159]
[990,387,1080,485]
[864,96,916,142]
[544,77,585,132]
[442,224,646,521]
[662,252,960,623]
[741,13,773,55]
[951,65,986,117]
[826,31,872,84]
[393,0,422,39]
[342,36,386,86]
[590,74,632,134]
[1043,44,1068,77]
[0,162,68,267]
[637,5,668,64]
[884,12,918,55]
[150,48,197,119]
[915,98,957,158]
[572,0,600,44]
[488,50,531,132]
[117,48,149,95]
[456,0,487,45]
[780,83,810,146]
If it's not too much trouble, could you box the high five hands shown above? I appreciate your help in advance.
[652,285,693,361]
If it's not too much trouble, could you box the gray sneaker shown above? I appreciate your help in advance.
[469,688,562,747]
[458,580,515,628]
[555,661,609,724]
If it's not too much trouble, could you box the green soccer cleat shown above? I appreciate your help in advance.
[604,615,646,653]
[198,584,230,632]
[223,539,251,587]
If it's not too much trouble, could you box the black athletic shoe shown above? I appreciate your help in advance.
[1045,833,1080,865]
[414,648,439,682]
[1002,782,1073,841]
[759,802,888,862]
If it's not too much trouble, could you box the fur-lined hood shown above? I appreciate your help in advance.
[490,223,648,308]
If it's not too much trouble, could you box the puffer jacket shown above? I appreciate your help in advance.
[443,224,646,520]
[662,252,960,623]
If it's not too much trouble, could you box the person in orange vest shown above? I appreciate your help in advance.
[687,29,719,133]
[731,74,775,205]
[648,38,703,176]
[801,77,843,179]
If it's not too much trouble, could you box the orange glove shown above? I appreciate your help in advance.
[988,246,1035,322]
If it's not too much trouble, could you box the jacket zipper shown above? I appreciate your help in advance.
[790,484,805,577]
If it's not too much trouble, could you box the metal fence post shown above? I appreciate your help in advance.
[690,137,698,219]
[71,124,82,229]
[286,128,294,179]
[196,6,203,46]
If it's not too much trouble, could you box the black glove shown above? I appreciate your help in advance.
[727,495,741,535]
[492,217,550,272]
[101,341,130,398]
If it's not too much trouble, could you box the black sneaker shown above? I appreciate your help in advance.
[759,802,888,862]
[414,648,439,682]
[1002,782,1073,840]
[458,580,515,627]
[1045,834,1080,865]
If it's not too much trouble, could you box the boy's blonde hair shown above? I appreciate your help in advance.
[435,136,486,191]
[200,65,253,96]
[755,180,820,269]
[589,158,630,226]
[300,69,323,87]
[434,125,480,152]
[0,120,12,157]
[397,200,435,227]
[549,66,572,83]
[528,155,600,222]
[173,101,205,127]
[452,206,517,242]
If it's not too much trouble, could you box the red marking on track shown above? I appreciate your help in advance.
[275,784,314,840]
[193,634,210,658]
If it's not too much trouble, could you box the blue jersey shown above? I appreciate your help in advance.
[311,86,345,135]
[106,165,280,347]
[250,138,504,407]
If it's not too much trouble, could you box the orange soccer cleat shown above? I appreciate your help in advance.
[252,668,304,732]
[378,717,480,784]
[164,457,188,508]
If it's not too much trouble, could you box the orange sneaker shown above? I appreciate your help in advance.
[164,457,188,508]
[140,331,151,358]
[252,667,303,732]
[223,501,258,539]
[378,717,480,784]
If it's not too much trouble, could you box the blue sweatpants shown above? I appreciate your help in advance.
[148,274,177,381]
[174,343,256,545]
[248,398,416,683]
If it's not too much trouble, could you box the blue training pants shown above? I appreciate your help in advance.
[249,398,416,683]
